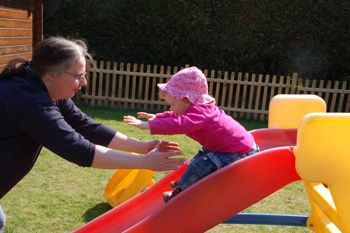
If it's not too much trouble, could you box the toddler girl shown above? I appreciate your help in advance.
[124,66,259,202]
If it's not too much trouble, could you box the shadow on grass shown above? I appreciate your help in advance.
[82,202,112,223]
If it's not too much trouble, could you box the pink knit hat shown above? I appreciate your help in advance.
[157,66,215,104]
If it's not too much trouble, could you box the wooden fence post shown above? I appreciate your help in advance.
[81,61,350,122]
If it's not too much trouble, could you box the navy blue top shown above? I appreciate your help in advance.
[0,70,116,198]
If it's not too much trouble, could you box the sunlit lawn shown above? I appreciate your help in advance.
[1,104,311,233]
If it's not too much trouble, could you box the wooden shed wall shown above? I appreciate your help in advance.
[0,0,42,71]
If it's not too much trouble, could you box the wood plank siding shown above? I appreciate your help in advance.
[0,0,43,71]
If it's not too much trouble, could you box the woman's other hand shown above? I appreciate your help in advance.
[143,141,185,171]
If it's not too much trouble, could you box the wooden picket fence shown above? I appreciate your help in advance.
[80,60,350,121]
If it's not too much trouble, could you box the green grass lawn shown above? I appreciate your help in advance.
[1,104,311,233]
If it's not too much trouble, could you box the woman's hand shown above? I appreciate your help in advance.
[107,132,180,156]
[143,141,185,171]
[144,139,180,153]
[92,143,185,171]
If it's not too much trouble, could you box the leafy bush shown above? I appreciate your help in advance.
[44,0,350,80]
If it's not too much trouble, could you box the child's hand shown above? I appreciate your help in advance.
[123,115,149,130]
[137,112,156,120]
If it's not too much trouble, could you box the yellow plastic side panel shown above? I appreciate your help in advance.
[117,169,155,204]
[268,94,326,129]
[104,169,155,207]
[306,204,341,233]
[303,183,340,232]
[294,113,350,232]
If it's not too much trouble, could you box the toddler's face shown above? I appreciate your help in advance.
[163,93,191,115]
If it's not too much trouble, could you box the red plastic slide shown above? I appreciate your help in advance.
[74,129,300,233]
[250,128,297,150]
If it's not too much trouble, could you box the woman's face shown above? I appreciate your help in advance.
[47,56,87,100]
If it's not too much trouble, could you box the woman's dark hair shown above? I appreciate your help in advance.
[0,58,30,79]
[0,36,93,79]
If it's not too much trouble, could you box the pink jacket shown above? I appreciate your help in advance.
[148,103,255,153]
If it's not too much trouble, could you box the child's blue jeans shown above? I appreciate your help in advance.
[0,206,5,233]
[176,145,260,191]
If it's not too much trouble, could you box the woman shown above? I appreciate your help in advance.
[0,37,185,231]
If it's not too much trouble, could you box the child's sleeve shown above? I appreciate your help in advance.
[155,111,176,118]
[148,108,208,135]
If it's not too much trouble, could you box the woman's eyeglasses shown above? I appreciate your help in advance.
[64,71,87,81]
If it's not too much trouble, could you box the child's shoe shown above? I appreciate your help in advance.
[163,191,173,202]
[170,180,179,188]
[163,187,182,202]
